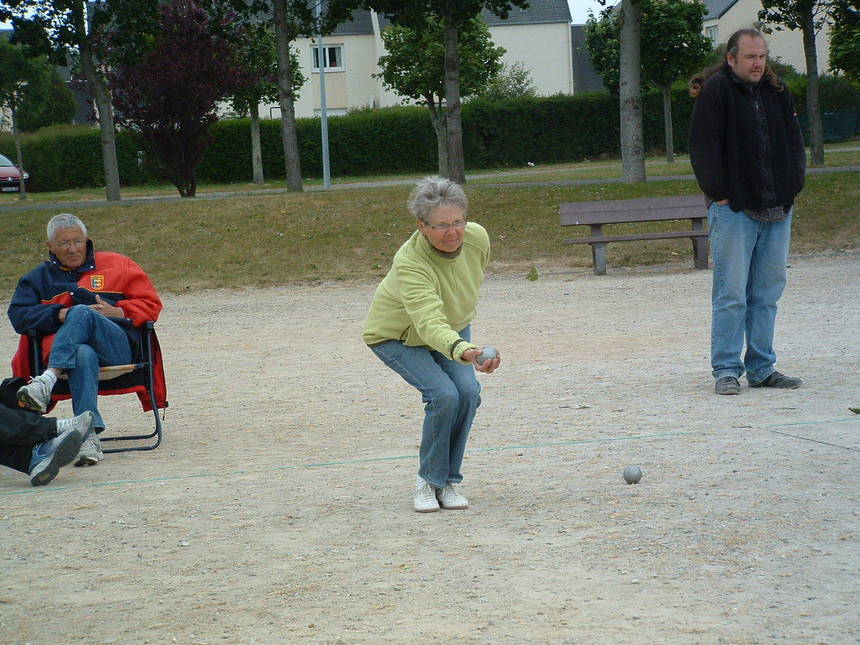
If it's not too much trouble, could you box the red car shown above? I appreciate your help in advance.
[0,153,30,192]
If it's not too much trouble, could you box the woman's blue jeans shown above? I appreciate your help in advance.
[48,305,133,430]
[708,203,792,383]
[370,326,481,488]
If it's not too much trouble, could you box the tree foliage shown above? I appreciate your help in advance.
[107,0,249,197]
[585,0,711,93]
[830,0,860,80]
[229,24,299,117]
[0,38,75,132]
[16,66,76,132]
[480,61,537,101]
[375,15,504,106]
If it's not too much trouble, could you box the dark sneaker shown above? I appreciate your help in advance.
[749,371,802,389]
[715,376,740,395]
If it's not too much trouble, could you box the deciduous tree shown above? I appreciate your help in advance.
[759,0,834,165]
[363,0,528,184]
[0,0,128,200]
[375,15,504,176]
[229,0,352,192]
[586,0,711,163]
[107,0,248,197]
[229,23,304,185]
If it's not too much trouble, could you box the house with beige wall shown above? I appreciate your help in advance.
[264,0,573,119]
[703,0,832,74]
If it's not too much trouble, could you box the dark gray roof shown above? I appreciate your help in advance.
[570,25,606,94]
[483,0,571,25]
[331,0,571,35]
[331,9,375,36]
[704,0,741,20]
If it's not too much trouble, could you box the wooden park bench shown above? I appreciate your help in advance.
[560,195,709,275]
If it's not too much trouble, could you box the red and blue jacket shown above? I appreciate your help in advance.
[8,241,166,411]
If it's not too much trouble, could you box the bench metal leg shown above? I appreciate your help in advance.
[693,237,709,269]
[691,219,709,270]
[591,242,608,275]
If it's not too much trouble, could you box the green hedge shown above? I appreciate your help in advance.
[197,105,438,182]
[2,80,856,193]
[786,75,860,114]
[0,124,159,192]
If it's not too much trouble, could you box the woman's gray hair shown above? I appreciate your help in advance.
[47,213,87,241]
[408,176,468,223]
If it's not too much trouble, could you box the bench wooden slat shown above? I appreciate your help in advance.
[563,229,709,245]
[559,195,706,226]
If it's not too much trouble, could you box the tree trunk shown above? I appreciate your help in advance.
[78,37,122,201]
[427,98,448,177]
[801,11,824,166]
[10,102,27,200]
[272,0,304,192]
[443,20,466,185]
[250,101,265,185]
[619,0,646,183]
[662,84,674,164]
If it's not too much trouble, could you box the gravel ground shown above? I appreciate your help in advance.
[1,252,858,644]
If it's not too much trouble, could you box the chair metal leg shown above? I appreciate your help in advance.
[101,324,163,453]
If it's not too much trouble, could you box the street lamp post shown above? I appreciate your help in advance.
[315,3,331,189]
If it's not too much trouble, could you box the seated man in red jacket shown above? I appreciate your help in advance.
[8,213,162,467]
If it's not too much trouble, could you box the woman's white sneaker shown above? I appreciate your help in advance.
[413,476,440,513]
[436,483,469,509]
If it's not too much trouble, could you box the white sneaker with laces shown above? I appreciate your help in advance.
[74,432,104,467]
[17,373,55,413]
[436,483,469,509]
[414,476,440,513]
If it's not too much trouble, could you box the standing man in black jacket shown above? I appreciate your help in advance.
[689,28,806,396]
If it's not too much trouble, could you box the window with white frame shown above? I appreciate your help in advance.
[705,26,719,48]
[312,44,344,72]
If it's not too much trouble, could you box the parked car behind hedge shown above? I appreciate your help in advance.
[0,154,29,193]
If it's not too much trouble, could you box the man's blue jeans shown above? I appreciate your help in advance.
[370,326,481,488]
[708,203,792,383]
[48,305,132,430]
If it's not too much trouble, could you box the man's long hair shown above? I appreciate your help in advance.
[689,28,782,98]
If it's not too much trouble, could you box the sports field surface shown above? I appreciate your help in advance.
[2,252,858,643]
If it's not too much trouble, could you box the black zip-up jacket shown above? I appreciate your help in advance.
[689,67,805,212]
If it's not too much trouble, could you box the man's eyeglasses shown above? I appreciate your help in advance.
[426,220,467,232]
[55,239,86,250]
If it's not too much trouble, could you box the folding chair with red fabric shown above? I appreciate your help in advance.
[11,321,167,453]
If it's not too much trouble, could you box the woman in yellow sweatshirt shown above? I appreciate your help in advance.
[363,176,501,513]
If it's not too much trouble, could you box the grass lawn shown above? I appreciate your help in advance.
[1,141,858,206]
[3,165,858,295]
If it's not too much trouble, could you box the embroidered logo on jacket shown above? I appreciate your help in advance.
[90,275,105,290]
